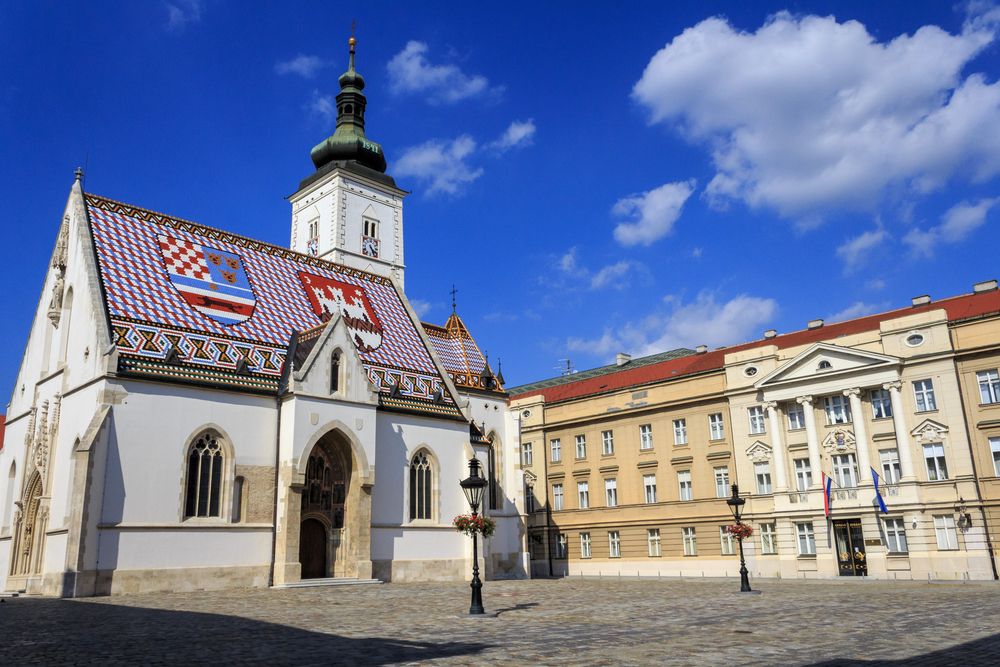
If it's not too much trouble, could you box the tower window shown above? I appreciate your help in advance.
[363,218,378,238]
[344,104,354,115]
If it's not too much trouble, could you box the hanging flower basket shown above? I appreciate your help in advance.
[726,523,754,540]
[453,514,496,538]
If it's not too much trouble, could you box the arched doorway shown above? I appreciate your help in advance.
[298,439,349,578]
[10,471,44,579]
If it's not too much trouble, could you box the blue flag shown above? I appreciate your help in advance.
[871,467,889,514]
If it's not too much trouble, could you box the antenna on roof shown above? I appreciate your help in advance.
[556,358,575,376]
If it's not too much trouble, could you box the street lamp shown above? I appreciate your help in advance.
[726,484,752,593]
[460,457,489,615]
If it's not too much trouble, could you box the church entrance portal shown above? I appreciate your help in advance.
[299,519,327,579]
[298,437,349,578]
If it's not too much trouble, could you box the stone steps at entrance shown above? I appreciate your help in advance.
[274,577,383,589]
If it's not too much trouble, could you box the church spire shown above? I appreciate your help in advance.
[309,33,387,173]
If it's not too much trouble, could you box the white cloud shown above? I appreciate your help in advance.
[633,12,1000,220]
[550,248,644,291]
[589,261,634,289]
[691,247,703,258]
[394,135,484,195]
[276,55,326,78]
[568,291,778,358]
[386,41,500,104]
[165,0,202,32]
[308,90,337,122]
[866,278,887,291]
[836,227,889,273]
[488,119,536,151]
[409,299,433,318]
[904,197,999,257]
[612,180,696,246]
[827,301,879,323]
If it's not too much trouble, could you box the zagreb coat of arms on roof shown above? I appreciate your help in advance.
[158,235,257,325]
[298,271,385,353]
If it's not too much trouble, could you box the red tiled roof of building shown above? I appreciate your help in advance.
[511,288,1000,404]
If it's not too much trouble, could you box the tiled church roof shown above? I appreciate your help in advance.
[85,194,461,416]
[422,312,505,394]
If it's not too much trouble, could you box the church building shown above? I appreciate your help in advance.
[0,37,528,596]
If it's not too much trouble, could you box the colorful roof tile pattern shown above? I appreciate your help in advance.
[510,289,1000,404]
[422,312,504,393]
[86,194,458,414]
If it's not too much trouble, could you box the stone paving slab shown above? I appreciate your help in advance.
[2,577,1000,665]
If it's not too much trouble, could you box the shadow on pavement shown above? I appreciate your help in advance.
[808,632,1000,666]
[0,597,492,665]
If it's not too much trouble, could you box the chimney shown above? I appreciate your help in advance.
[973,279,998,293]
[763,329,777,339]
[911,295,931,306]
[807,319,824,330]
[615,352,631,366]
[695,345,708,354]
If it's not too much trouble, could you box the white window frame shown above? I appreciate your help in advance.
[786,402,805,430]
[794,458,812,491]
[521,442,533,467]
[647,528,661,557]
[880,449,901,484]
[682,527,697,556]
[720,526,736,555]
[796,522,816,555]
[575,435,586,459]
[714,466,730,498]
[556,533,568,559]
[990,437,1000,477]
[832,453,859,488]
[979,369,1000,405]
[608,530,621,558]
[639,424,654,450]
[673,418,688,446]
[934,515,958,550]
[760,522,777,554]
[580,532,592,559]
[755,461,772,495]
[870,389,893,419]
[748,406,766,435]
[824,395,853,425]
[604,478,617,507]
[552,483,564,511]
[678,471,693,501]
[883,517,908,553]
[643,474,657,504]
[924,443,948,480]
[914,379,937,412]
[550,438,561,463]
[709,413,726,440]
[601,430,615,455]
[577,481,590,509]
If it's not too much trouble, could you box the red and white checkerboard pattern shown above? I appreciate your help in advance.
[159,236,210,280]
[87,197,446,399]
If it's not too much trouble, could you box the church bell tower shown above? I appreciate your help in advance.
[289,35,408,286]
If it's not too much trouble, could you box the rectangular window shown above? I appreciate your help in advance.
[678,471,693,501]
[934,515,958,550]
[991,437,1000,476]
[880,449,901,484]
[609,531,621,558]
[720,526,735,555]
[521,442,533,467]
[556,533,568,559]
[883,518,908,553]
[824,395,853,425]
[640,424,654,450]
[786,402,805,430]
[673,419,688,445]
[914,379,937,412]
[552,484,564,511]
[796,522,816,555]
[682,527,697,556]
[978,369,1000,405]
[575,435,587,459]
[580,532,592,559]
[870,389,893,419]
[794,458,812,491]
[748,406,766,434]
[550,438,561,463]
[709,413,726,440]
[647,528,661,557]
[577,482,590,509]
[755,461,772,494]
[760,522,777,554]
[833,453,859,488]
[605,478,618,507]
[602,430,615,455]
[525,485,535,513]
[643,474,657,504]
[714,466,730,498]
[924,443,948,480]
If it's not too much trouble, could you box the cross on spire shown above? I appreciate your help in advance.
[450,284,458,313]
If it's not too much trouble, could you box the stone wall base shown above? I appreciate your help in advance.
[83,565,271,596]
[372,558,467,582]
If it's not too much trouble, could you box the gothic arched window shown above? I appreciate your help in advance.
[409,451,433,521]
[184,432,226,518]
[331,351,341,394]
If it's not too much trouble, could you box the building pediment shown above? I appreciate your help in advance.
[911,419,949,443]
[822,429,856,454]
[755,343,900,390]
[746,441,772,463]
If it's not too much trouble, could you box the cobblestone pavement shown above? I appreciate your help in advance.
[3,577,1000,665]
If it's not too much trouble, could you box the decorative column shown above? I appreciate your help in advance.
[765,402,789,492]
[844,388,872,484]
[885,381,915,481]
[798,396,822,488]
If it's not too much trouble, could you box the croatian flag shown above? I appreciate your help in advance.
[822,472,833,518]
[871,467,889,514]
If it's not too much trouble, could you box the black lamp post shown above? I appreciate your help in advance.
[460,457,489,615]
[726,484,752,593]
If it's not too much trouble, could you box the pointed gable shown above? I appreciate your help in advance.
[755,343,900,388]
[422,311,504,394]
[84,193,461,416]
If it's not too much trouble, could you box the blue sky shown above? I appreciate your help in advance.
[2,1,1000,397]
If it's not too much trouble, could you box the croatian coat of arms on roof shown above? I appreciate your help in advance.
[158,235,256,325]
[298,271,384,353]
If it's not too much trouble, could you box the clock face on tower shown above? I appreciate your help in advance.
[362,236,379,257]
